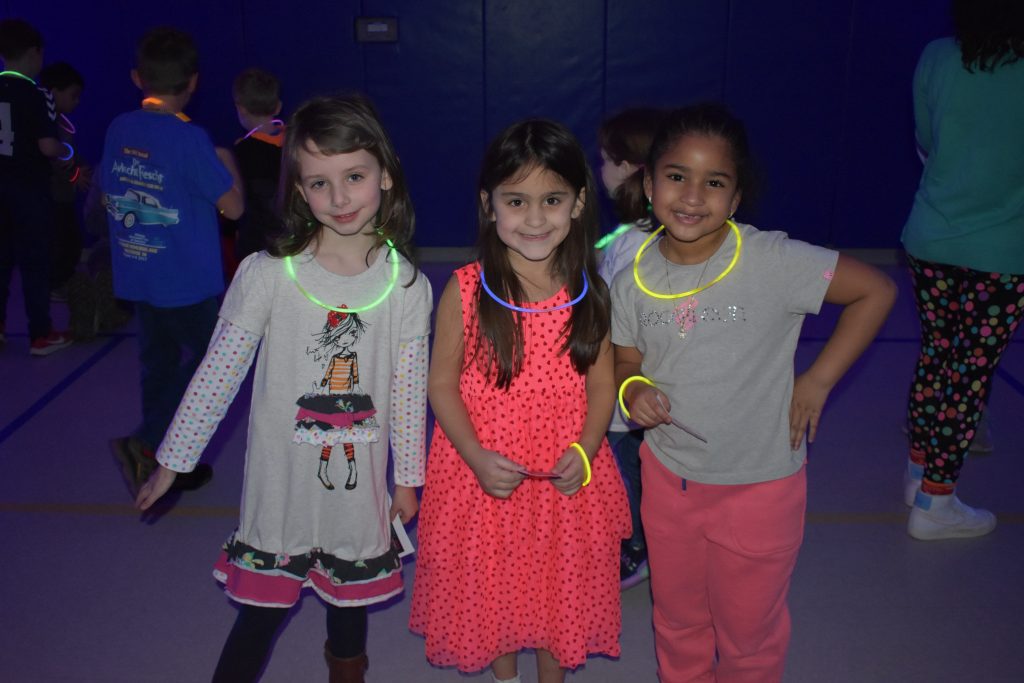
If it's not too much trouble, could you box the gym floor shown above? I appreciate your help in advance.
[1,259,1021,682]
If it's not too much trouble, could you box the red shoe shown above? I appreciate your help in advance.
[29,330,73,356]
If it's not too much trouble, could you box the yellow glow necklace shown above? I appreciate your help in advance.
[632,220,742,299]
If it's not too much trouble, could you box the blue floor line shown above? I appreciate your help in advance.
[0,334,129,447]
[996,366,1024,398]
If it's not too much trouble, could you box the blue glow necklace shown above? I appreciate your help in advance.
[479,269,588,313]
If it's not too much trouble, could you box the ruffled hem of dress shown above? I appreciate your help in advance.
[211,529,404,607]
[215,554,403,608]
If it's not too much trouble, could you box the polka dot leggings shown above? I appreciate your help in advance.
[906,255,1024,493]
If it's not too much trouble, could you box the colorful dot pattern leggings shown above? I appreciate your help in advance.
[907,255,1024,493]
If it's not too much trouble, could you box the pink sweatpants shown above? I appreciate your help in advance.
[640,443,806,683]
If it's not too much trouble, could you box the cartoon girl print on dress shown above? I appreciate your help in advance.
[294,304,380,490]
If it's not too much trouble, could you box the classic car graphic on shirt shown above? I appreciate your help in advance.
[104,188,180,229]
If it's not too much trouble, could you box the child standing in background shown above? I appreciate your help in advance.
[102,26,243,494]
[611,104,896,682]
[411,119,629,683]
[136,94,431,683]
[900,0,1024,540]
[38,61,87,300]
[595,106,665,589]
[0,18,71,354]
[229,67,284,261]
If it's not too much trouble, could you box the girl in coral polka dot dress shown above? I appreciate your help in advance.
[410,120,630,683]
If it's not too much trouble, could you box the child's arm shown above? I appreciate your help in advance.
[135,319,260,510]
[551,336,615,494]
[790,254,897,449]
[613,344,672,427]
[428,276,525,499]
[214,147,245,220]
[38,136,64,159]
[389,335,429,523]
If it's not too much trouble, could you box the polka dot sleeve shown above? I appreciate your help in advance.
[389,334,428,487]
[155,318,260,473]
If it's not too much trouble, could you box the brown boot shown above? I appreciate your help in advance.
[324,641,368,683]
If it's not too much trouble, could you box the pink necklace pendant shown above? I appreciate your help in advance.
[673,296,699,339]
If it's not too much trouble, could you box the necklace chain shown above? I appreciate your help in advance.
[665,250,712,340]
[633,220,742,299]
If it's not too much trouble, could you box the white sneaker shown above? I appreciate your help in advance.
[907,493,997,540]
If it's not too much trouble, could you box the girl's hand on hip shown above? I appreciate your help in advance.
[626,386,673,427]
[465,447,525,499]
[551,447,586,496]
[135,465,177,511]
[789,371,830,449]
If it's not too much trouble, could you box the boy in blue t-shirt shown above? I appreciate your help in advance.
[0,18,72,355]
[101,26,243,495]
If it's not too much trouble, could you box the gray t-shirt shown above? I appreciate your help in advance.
[221,249,432,560]
[611,223,837,485]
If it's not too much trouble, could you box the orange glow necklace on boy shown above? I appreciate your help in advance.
[633,219,741,299]
[284,240,399,314]
[141,97,191,122]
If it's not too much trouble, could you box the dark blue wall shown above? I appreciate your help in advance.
[3,0,952,248]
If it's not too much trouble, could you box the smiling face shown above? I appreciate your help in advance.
[295,142,392,240]
[482,165,585,266]
[644,133,742,262]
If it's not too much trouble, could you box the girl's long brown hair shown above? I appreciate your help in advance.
[270,94,415,274]
[474,119,609,389]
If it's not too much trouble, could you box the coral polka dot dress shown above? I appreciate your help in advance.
[410,263,630,671]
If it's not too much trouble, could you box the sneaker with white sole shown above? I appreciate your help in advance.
[620,545,650,590]
[907,492,997,540]
[29,330,73,356]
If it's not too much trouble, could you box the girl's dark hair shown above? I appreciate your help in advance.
[39,62,84,91]
[272,94,415,270]
[953,0,1024,72]
[647,102,755,206]
[475,119,608,389]
[598,107,666,224]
